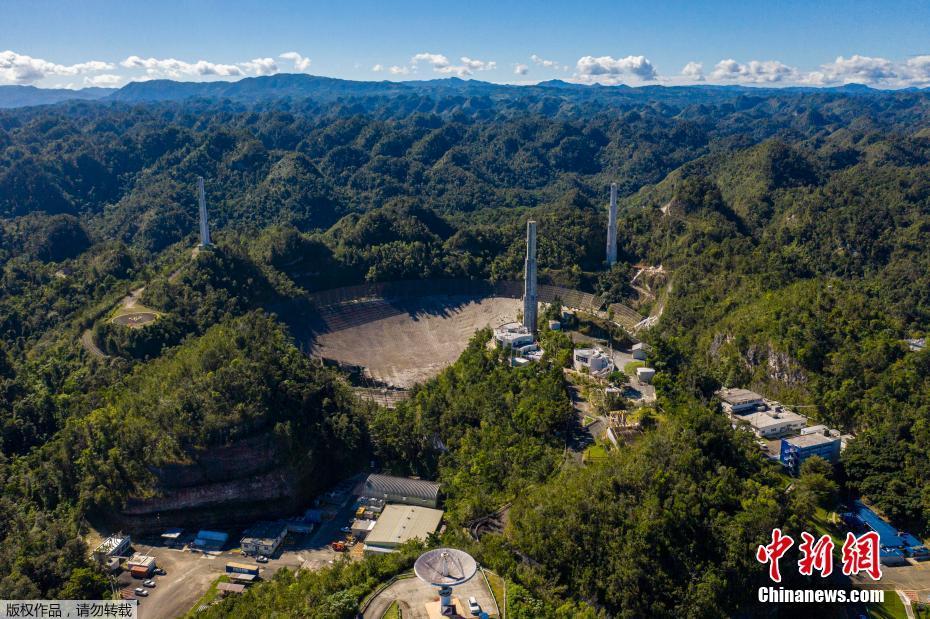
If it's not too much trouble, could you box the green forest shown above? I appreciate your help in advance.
[2,82,930,615]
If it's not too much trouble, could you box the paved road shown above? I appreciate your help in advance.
[80,329,107,358]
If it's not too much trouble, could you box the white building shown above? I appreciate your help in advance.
[636,367,656,383]
[494,322,534,349]
[717,388,765,414]
[93,535,131,560]
[631,342,649,361]
[240,522,288,557]
[801,425,829,436]
[573,348,614,376]
[737,410,808,438]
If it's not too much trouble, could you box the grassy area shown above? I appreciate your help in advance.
[183,575,230,618]
[809,506,846,549]
[915,603,930,619]
[484,569,506,618]
[382,600,401,619]
[623,360,644,375]
[583,443,610,463]
[867,591,907,619]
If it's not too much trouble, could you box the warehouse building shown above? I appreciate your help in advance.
[780,434,841,474]
[192,530,228,552]
[717,388,765,414]
[240,522,288,557]
[363,504,444,554]
[357,474,441,508]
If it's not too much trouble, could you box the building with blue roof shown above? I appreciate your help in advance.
[779,433,841,474]
[841,501,929,565]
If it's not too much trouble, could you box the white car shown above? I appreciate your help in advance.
[143,580,155,588]
[468,596,481,615]
[256,555,269,563]
[134,588,149,597]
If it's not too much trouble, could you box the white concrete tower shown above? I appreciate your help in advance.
[606,182,618,265]
[523,220,538,333]
[197,176,212,247]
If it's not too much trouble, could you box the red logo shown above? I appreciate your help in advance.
[841,531,883,581]
[798,532,834,577]
[757,528,794,583]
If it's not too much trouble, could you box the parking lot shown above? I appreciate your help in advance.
[118,483,365,618]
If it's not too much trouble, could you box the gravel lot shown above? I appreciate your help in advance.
[124,489,363,618]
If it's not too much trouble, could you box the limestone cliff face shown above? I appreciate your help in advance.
[119,432,300,529]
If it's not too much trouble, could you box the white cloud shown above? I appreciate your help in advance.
[84,74,124,87]
[805,55,897,86]
[412,52,451,70]
[710,59,797,83]
[410,52,494,77]
[280,51,311,72]
[681,61,704,81]
[240,57,279,76]
[574,55,657,83]
[531,54,566,71]
[372,63,410,75]
[461,56,496,71]
[121,55,245,78]
[0,50,115,84]
[514,63,529,76]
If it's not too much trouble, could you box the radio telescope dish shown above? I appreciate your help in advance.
[414,548,478,587]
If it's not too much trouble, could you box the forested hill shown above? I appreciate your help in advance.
[0,72,918,110]
[4,81,930,611]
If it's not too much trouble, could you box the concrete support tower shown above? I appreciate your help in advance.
[197,176,212,248]
[606,182,618,266]
[523,220,538,333]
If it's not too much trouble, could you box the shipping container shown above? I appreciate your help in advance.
[225,562,260,576]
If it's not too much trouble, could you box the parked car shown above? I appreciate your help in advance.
[340,526,352,533]
[256,555,269,563]
[143,580,155,588]
[134,588,149,597]
[154,568,166,575]
[468,596,481,615]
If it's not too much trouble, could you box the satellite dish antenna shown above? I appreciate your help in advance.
[414,548,478,615]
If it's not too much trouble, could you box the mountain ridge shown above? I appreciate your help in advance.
[0,73,905,109]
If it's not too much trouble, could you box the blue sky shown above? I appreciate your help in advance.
[3,0,930,88]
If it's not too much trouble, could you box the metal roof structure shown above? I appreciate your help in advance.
[717,388,764,406]
[240,521,287,543]
[365,505,443,549]
[784,433,839,448]
[359,474,440,502]
[414,548,477,587]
